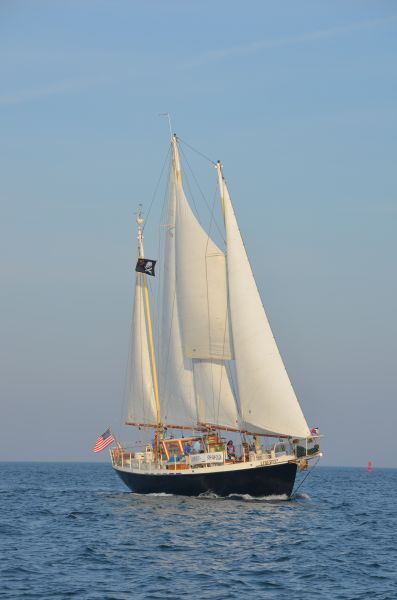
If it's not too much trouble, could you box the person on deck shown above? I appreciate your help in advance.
[192,440,201,454]
[184,441,192,455]
[227,440,236,460]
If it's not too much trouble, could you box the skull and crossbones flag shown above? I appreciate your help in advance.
[135,258,157,277]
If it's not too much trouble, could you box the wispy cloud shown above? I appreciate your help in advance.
[184,15,397,68]
[0,79,87,104]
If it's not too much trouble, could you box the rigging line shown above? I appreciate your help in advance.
[120,281,135,431]
[291,456,321,499]
[208,189,238,427]
[155,167,171,370]
[142,145,171,232]
[178,137,216,165]
[179,145,226,244]
[178,145,202,225]
[204,192,223,425]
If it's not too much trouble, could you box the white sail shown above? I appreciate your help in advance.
[171,136,239,431]
[158,142,197,427]
[193,359,240,430]
[127,273,158,425]
[175,170,233,360]
[218,164,311,438]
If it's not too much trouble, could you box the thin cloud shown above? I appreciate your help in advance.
[0,79,86,104]
[184,15,397,68]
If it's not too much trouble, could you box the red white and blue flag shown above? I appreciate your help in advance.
[310,427,320,436]
[92,428,114,453]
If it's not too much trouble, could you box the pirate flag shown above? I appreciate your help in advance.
[135,258,157,277]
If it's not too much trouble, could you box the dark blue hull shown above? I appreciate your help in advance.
[114,462,298,497]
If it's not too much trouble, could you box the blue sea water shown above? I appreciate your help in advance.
[0,463,396,600]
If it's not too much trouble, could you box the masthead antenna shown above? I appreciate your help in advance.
[158,112,173,138]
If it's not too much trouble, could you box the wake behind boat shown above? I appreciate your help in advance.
[110,134,322,497]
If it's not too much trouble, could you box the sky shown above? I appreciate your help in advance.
[1,0,396,466]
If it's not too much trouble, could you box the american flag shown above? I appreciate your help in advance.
[310,427,320,436]
[92,428,115,453]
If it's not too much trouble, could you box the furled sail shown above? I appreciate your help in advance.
[217,164,311,438]
[158,142,197,427]
[127,272,158,425]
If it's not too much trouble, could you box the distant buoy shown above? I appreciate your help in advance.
[367,460,373,472]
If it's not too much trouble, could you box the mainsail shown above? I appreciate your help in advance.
[217,163,311,438]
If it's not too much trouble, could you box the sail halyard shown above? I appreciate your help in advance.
[216,162,311,439]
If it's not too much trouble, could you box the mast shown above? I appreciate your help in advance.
[136,211,161,429]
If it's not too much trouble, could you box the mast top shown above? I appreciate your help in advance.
[136,207,145,258]
[136,204,144,227]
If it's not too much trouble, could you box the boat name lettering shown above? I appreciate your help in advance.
[190,452,224,465]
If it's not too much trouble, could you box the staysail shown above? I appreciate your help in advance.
[217,163,311,438]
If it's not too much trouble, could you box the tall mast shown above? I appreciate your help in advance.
[216,160,226,223]
[136,211,161,429]
[171,134,182,184]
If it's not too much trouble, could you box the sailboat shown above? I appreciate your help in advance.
[110,134,322,497]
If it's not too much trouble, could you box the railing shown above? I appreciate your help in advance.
[294,436,321,459]
[110,438,321,471]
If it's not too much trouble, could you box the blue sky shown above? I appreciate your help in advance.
[1,1,396,466]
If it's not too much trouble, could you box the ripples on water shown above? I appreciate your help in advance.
[0,463,396,599]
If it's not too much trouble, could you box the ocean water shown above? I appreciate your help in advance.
[0,463,396,600]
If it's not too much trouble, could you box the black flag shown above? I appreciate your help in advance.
[135,258,156,277]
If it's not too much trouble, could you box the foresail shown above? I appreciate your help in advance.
[175,181,233,360]
[218,166,311,438]
[127,274,158,425]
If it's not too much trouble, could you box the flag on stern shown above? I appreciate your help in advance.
[135,258,156,276]
[92,428,115,453]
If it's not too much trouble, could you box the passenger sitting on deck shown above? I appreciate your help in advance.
[184,441,192,455]
[227,440,236,460]
[192,440,201,454]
